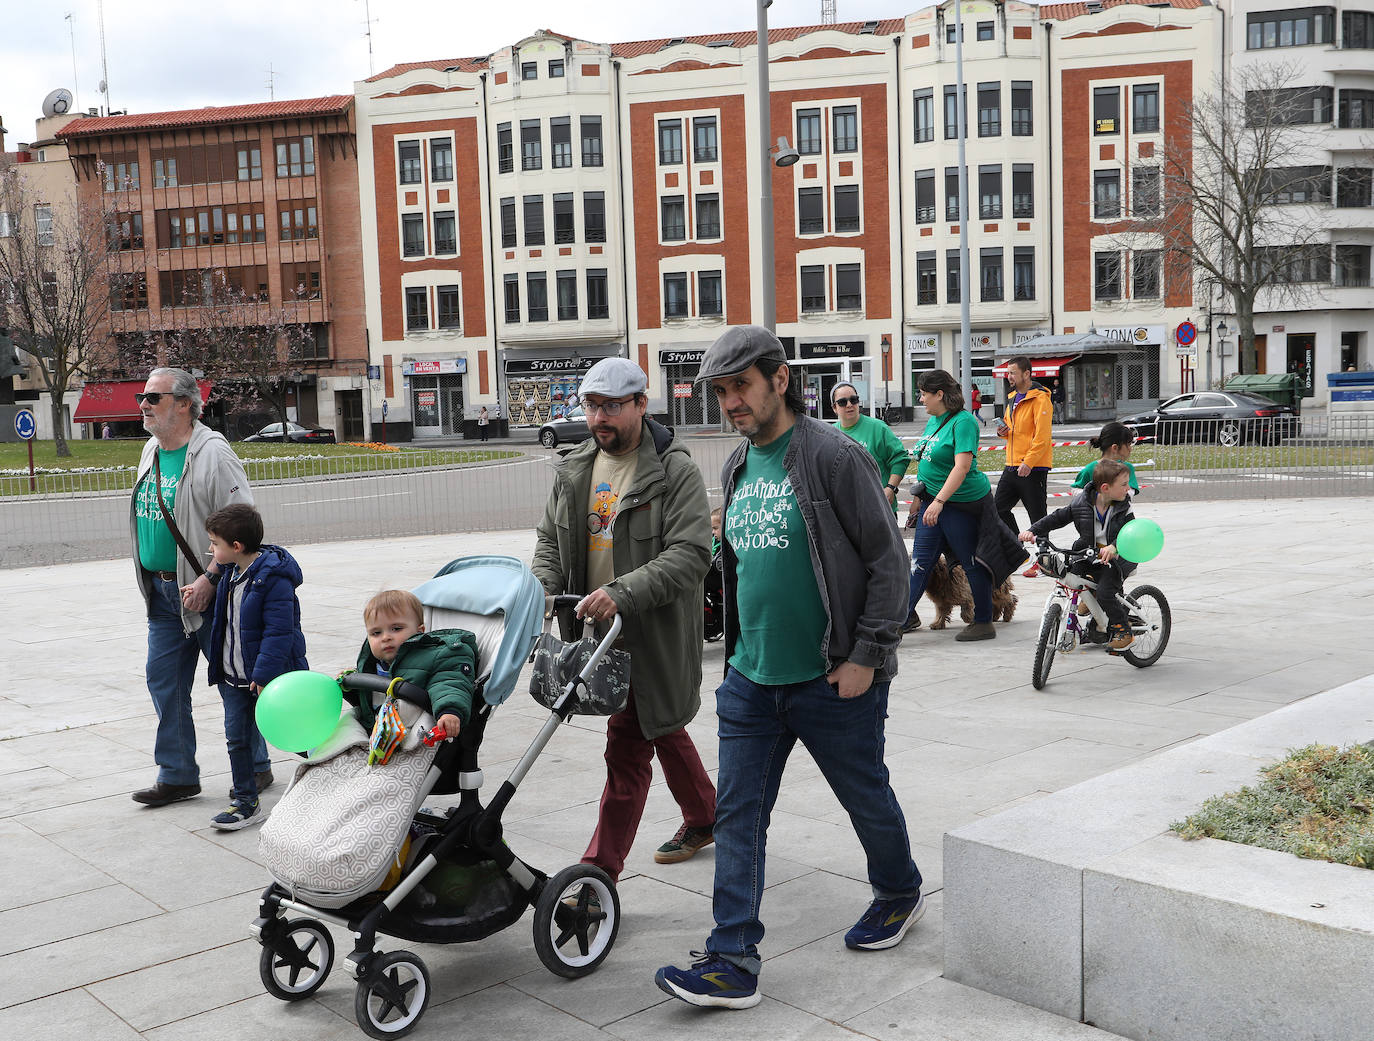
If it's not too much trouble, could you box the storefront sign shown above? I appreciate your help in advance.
[414,389,439,426]
[505,355,604,375]
[906,333,939,354]
[968,331,1000,351]
[402,358,467,375]
[1013,328,1050,346]
[800,341,864,359]
[1099,325,1165,345]
[660,349,706,365]
[673,383,694,398]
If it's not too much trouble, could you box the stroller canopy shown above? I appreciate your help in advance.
[412,556,545,706]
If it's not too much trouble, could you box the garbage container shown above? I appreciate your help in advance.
[1224,373,1301,413]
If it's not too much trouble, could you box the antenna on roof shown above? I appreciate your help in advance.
[821,0,837,25]
[96,0,111,115]
[357,0,377,76]
[64,13,81,114]
[266,62,275,101]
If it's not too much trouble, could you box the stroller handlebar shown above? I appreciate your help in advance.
[340,673,432,712]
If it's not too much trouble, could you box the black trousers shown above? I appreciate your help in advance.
[995,466,1049,536]
[1084,561,1128,629]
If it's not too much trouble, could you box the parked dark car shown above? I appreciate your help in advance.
[1122,391,1299,447]
[242,421,337,444]
[537,408,591,448]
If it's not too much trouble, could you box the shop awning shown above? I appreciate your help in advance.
[991,356,1076,378]
[73,379,213,422]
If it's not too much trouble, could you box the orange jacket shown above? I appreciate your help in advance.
[1001,384,1054,468]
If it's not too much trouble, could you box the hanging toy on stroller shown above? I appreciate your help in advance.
[251,556,629,1039]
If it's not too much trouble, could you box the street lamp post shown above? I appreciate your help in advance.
[954,0,972,405]
[757,0,777,332]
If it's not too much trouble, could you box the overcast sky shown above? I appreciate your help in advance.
[3,0,932,144]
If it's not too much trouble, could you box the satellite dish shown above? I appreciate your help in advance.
[42,88,74,118]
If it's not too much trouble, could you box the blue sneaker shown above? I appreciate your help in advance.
[655,951,761,1009]
[844,892,926,950]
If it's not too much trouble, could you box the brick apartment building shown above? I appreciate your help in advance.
[57,97,369,439]
[349,0,1370,439]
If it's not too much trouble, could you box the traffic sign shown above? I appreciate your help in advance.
[1174,321,1197,347]
[14,408,36,440]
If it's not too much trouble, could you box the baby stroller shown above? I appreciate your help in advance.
[250,556,627,1039]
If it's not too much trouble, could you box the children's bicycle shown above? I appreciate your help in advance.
[1029,536,1171,690]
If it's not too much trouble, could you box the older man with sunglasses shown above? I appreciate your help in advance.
[831,381,910,514]
[129,367,264,808]
[532,357,717,884]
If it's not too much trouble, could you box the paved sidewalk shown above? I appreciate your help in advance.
[3,497,1371,1041]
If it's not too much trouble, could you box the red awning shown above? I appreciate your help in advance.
[73,379,213,422]
[990,356,1076,378]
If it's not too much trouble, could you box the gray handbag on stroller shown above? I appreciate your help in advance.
[529,599,630,715]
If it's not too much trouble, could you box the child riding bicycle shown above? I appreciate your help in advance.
[1019,459,1137,650]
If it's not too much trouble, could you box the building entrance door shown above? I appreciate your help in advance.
[336,390,363,441]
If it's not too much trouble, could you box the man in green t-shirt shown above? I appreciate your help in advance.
[129,367,258,808]
[831,382,909,513]
[656,326,922,1011]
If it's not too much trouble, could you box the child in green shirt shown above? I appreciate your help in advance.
[1072,421,1140,496]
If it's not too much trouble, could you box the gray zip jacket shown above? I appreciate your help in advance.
[129,422,254,633]
[719,414,908,683]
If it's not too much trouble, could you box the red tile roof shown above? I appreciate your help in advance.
[366,57,488,82]
[369,20,907,81]
[58,96,353,138]
[1041,0,1209,21]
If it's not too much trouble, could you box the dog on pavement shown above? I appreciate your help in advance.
[924,555,1018,630]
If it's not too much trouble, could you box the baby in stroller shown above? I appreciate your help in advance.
[253,556,627,1039]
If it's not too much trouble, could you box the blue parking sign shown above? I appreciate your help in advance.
[14,408,36,440]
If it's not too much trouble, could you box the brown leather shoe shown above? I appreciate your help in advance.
[955,622,997,642]
[900,610,922,634]
[131,782,201,807]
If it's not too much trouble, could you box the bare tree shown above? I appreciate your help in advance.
[1152,62,1334,375]
[0,156,115,455]
[156,271,319,441]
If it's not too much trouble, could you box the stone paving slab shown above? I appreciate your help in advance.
[1,499,1368,1039]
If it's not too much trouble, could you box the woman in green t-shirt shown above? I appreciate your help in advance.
[902,370,998,641]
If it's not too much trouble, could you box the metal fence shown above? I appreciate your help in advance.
[4,415,1373,569]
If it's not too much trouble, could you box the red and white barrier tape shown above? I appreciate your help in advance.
[901,435,1154,451]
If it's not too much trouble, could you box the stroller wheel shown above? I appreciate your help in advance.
[354,950,430,1039]
[259,918,333,1001]
[533,864,620,978]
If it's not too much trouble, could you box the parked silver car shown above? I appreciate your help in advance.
[537,409,591,448]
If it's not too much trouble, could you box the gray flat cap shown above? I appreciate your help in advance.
[695,325,787,384]
[580,357,647,398]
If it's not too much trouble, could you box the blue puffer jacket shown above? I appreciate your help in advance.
[206,544,309,687]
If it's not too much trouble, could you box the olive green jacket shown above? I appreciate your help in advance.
[532,418,711,739]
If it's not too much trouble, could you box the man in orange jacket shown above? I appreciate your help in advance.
[994,357,1054,577]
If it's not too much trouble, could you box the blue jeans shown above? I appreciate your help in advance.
[908,500,993,625]
[146,576,268,786]
[706,668,921,975]
[219,681,265,806]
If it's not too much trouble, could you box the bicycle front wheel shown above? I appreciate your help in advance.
[1032,602,1063,690]
[1120,585,1171,668]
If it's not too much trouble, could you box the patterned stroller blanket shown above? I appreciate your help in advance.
[259,700,437,908]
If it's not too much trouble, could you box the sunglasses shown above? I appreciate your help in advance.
[833,396,861,407]
[135,392,175,405]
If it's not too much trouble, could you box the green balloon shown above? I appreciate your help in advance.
[255,671,343,751]
[1116,518,1164,563]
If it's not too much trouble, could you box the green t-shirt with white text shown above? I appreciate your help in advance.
[135,444,188,572]
[725,427,828,685]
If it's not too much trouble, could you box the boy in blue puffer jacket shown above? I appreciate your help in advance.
[204,504,308,831]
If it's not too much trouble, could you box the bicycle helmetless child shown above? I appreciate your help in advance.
[1020,459,1138,651]
[203,504,308,830]
[1071,421,1140,496]
[353,589,478,743]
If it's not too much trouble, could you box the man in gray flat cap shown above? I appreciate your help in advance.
[532,356,717,884]
[656,326,921,1009]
